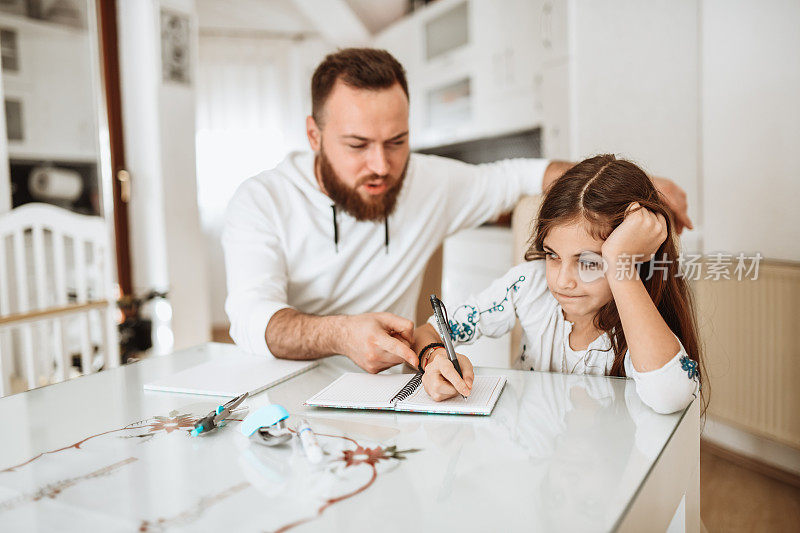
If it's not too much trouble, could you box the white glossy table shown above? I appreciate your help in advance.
[0,343,699,532]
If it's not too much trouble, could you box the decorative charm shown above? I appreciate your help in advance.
[680,356,699,380]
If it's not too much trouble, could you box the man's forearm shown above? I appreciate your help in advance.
[265,308,344,360]
[542,160,573,193]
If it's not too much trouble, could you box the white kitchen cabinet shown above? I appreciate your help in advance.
[372,11,430,146]
[539,59,570,160]
[0,5,110,222]
[375,0,704,250]
[0,13,99,163]
[374,0,549,149]
[538,0,569,67]
[376,0,700,182]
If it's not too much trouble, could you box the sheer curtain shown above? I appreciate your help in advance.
[195,35,297,327]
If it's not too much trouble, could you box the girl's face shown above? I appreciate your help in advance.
[542,221,614,322]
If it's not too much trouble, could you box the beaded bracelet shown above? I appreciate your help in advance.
[418,342,445,372]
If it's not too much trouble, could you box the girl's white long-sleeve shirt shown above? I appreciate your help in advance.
[429,260,700,414]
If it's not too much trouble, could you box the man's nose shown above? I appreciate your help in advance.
[366,145,389,176]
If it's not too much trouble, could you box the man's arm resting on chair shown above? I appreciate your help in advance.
[542,161,573,192]
[540,160,693,234]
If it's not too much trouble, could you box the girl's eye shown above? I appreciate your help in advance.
[545,252,558,260]
[579,260,602,270]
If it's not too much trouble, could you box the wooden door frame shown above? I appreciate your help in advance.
[96,0,132,297]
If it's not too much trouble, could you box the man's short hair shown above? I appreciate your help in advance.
[311,48,409,126]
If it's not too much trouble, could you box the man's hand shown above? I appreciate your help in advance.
[339,312,418,373]
[422,349,474,401]
[651,176,693,234]
[265,309,417,371]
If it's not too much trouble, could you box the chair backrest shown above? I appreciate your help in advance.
[415,245,443,326]
[510,195,543,364]
[0,203,120,396]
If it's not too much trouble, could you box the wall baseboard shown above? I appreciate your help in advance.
[702,416,800,487]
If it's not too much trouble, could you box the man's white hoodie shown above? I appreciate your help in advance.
[222,151,549,357]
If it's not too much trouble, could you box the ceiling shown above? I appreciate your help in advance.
[343,0,408,34]
[196,0,410,39]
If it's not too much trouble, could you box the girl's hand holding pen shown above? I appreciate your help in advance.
[422,349,475,401]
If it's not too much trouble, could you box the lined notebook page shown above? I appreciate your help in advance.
[305,373,413,409]
[395,375,507,415]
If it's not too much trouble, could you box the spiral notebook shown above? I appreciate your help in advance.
[304,372,506,415]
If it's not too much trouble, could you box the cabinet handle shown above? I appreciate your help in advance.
[117,169,131,203]
[541,2,553,50]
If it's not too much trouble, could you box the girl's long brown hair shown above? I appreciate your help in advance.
[525,154,705,396]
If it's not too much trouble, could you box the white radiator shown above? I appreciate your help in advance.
[694,261,800,450]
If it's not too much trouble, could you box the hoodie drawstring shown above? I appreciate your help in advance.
[384,216,389,254]
[331,204,339,253]
[330,204,389,254]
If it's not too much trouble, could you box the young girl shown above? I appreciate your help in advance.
[413,154,704,414]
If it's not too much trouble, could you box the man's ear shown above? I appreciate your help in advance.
[306,115,321,152]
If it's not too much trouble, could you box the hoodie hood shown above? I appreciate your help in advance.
[279,151,390,253]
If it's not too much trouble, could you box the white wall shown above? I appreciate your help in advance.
[196,35,330,327]
[118,0,211,351]
[701,0,800,262]
[569,0,701,246]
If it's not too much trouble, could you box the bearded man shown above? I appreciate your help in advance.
[222,48,692,373]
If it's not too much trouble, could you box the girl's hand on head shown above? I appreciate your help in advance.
[602,202,668,270]
[421,349,474,401]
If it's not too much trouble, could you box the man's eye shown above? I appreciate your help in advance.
[349,144,366,149]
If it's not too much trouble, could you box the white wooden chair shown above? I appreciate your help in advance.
[0,203,120,396]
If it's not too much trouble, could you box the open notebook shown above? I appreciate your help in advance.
[305,372,507,415]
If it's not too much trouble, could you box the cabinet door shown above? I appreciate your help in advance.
[538,0,569,67]
[473,0,540,103]
[0,14,98,162]
[540,60,571,159]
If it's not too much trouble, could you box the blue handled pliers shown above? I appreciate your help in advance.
[190,392,249,436]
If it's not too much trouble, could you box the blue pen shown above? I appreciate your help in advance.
[190,392,249,436]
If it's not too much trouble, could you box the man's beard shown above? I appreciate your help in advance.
[317,148,408,222]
